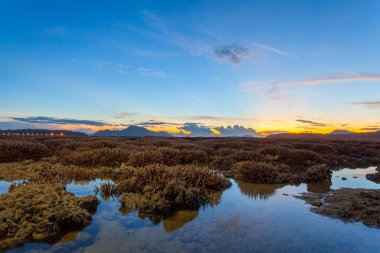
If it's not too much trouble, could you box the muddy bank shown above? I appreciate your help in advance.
[297,188,380,227]
[0,183,99,250]
[366,167,380,183]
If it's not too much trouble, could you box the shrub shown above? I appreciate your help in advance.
[61,148,129,167]
[306,164,331,183]
[233,161,290,184]
[0,140,50,162]
[115,164,231,215]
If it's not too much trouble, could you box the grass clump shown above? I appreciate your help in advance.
[0,183,99,250]
[233,161,292,184]
[114,164,231,216]
[306,164,332,183]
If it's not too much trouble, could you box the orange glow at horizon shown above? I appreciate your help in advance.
[211,129,221,135]
[52,122,380,136]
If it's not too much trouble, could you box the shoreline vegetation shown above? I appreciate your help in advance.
[0,183,99,250]
[297,189,380,227]
[1,136,380,250]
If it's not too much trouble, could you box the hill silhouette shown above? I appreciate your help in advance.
[0,129,86,136]
[93,125,173,137]
[268,130,380,140]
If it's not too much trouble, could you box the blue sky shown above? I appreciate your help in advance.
[1,0,380,135]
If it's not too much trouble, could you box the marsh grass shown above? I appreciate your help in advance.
[1,137,379,171]
[0,183,99,250]
[92,164,232,215]
[1,136,380,250]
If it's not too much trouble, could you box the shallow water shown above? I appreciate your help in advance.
[1,167,380,253]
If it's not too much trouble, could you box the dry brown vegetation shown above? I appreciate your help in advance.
[0,183,99,250]
[1,136,380,248]
[298,188,380,227]
[1,136,379,183]
[116,164,230,216]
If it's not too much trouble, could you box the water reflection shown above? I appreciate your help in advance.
[331,167,380,189]
[307,182,331,193]
[208,190,223,207]
[57,231,82,243]
[3,167,380,253]
[118,186,223,228]
[236,180,284,200]
[163,210,199,232]
[0,180,11,194]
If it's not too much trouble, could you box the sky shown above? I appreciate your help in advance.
[1,0,380,136]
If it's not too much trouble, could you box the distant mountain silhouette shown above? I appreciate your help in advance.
[268,130,380,140]
[329,130,355,135]
[0,129,87,136]
[93,125,173,137]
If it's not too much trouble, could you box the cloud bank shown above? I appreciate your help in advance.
[11,116,109,126]
[179,123,214,137]
[178,123,262,137]
[347,101,380,109]
[214,125,262,137]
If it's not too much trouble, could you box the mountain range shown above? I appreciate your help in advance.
[2,126,380,139]
[268,130,380,139]
[0,129,87,136]
[93,125,173,137]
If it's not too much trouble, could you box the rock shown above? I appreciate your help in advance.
[366,172,380,183]
[297,188,380,227]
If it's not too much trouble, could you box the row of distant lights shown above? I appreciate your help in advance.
[1,133,65,136]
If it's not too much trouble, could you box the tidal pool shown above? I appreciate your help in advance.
[1,167,380,253]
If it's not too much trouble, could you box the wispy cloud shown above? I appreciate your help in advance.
[94,60,173,78]
[277,75,380,88]
[346,101,380,109]
[295,119,327,127]
[138,10,212,57]
[137,67,172,78]
[113,112,140,119]
[11,116,109,126]
[253,43,295,58]
[189,115,250,121]
[123,10,293,65]
[113,112,251,123]
[244,74,380,92]
[361,127,380,131]
[243,74,380,100]
[214,44,251,64]
[136,120,182,127]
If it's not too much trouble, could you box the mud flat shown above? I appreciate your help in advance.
[298,188,380,227]
[0,183,99,250]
